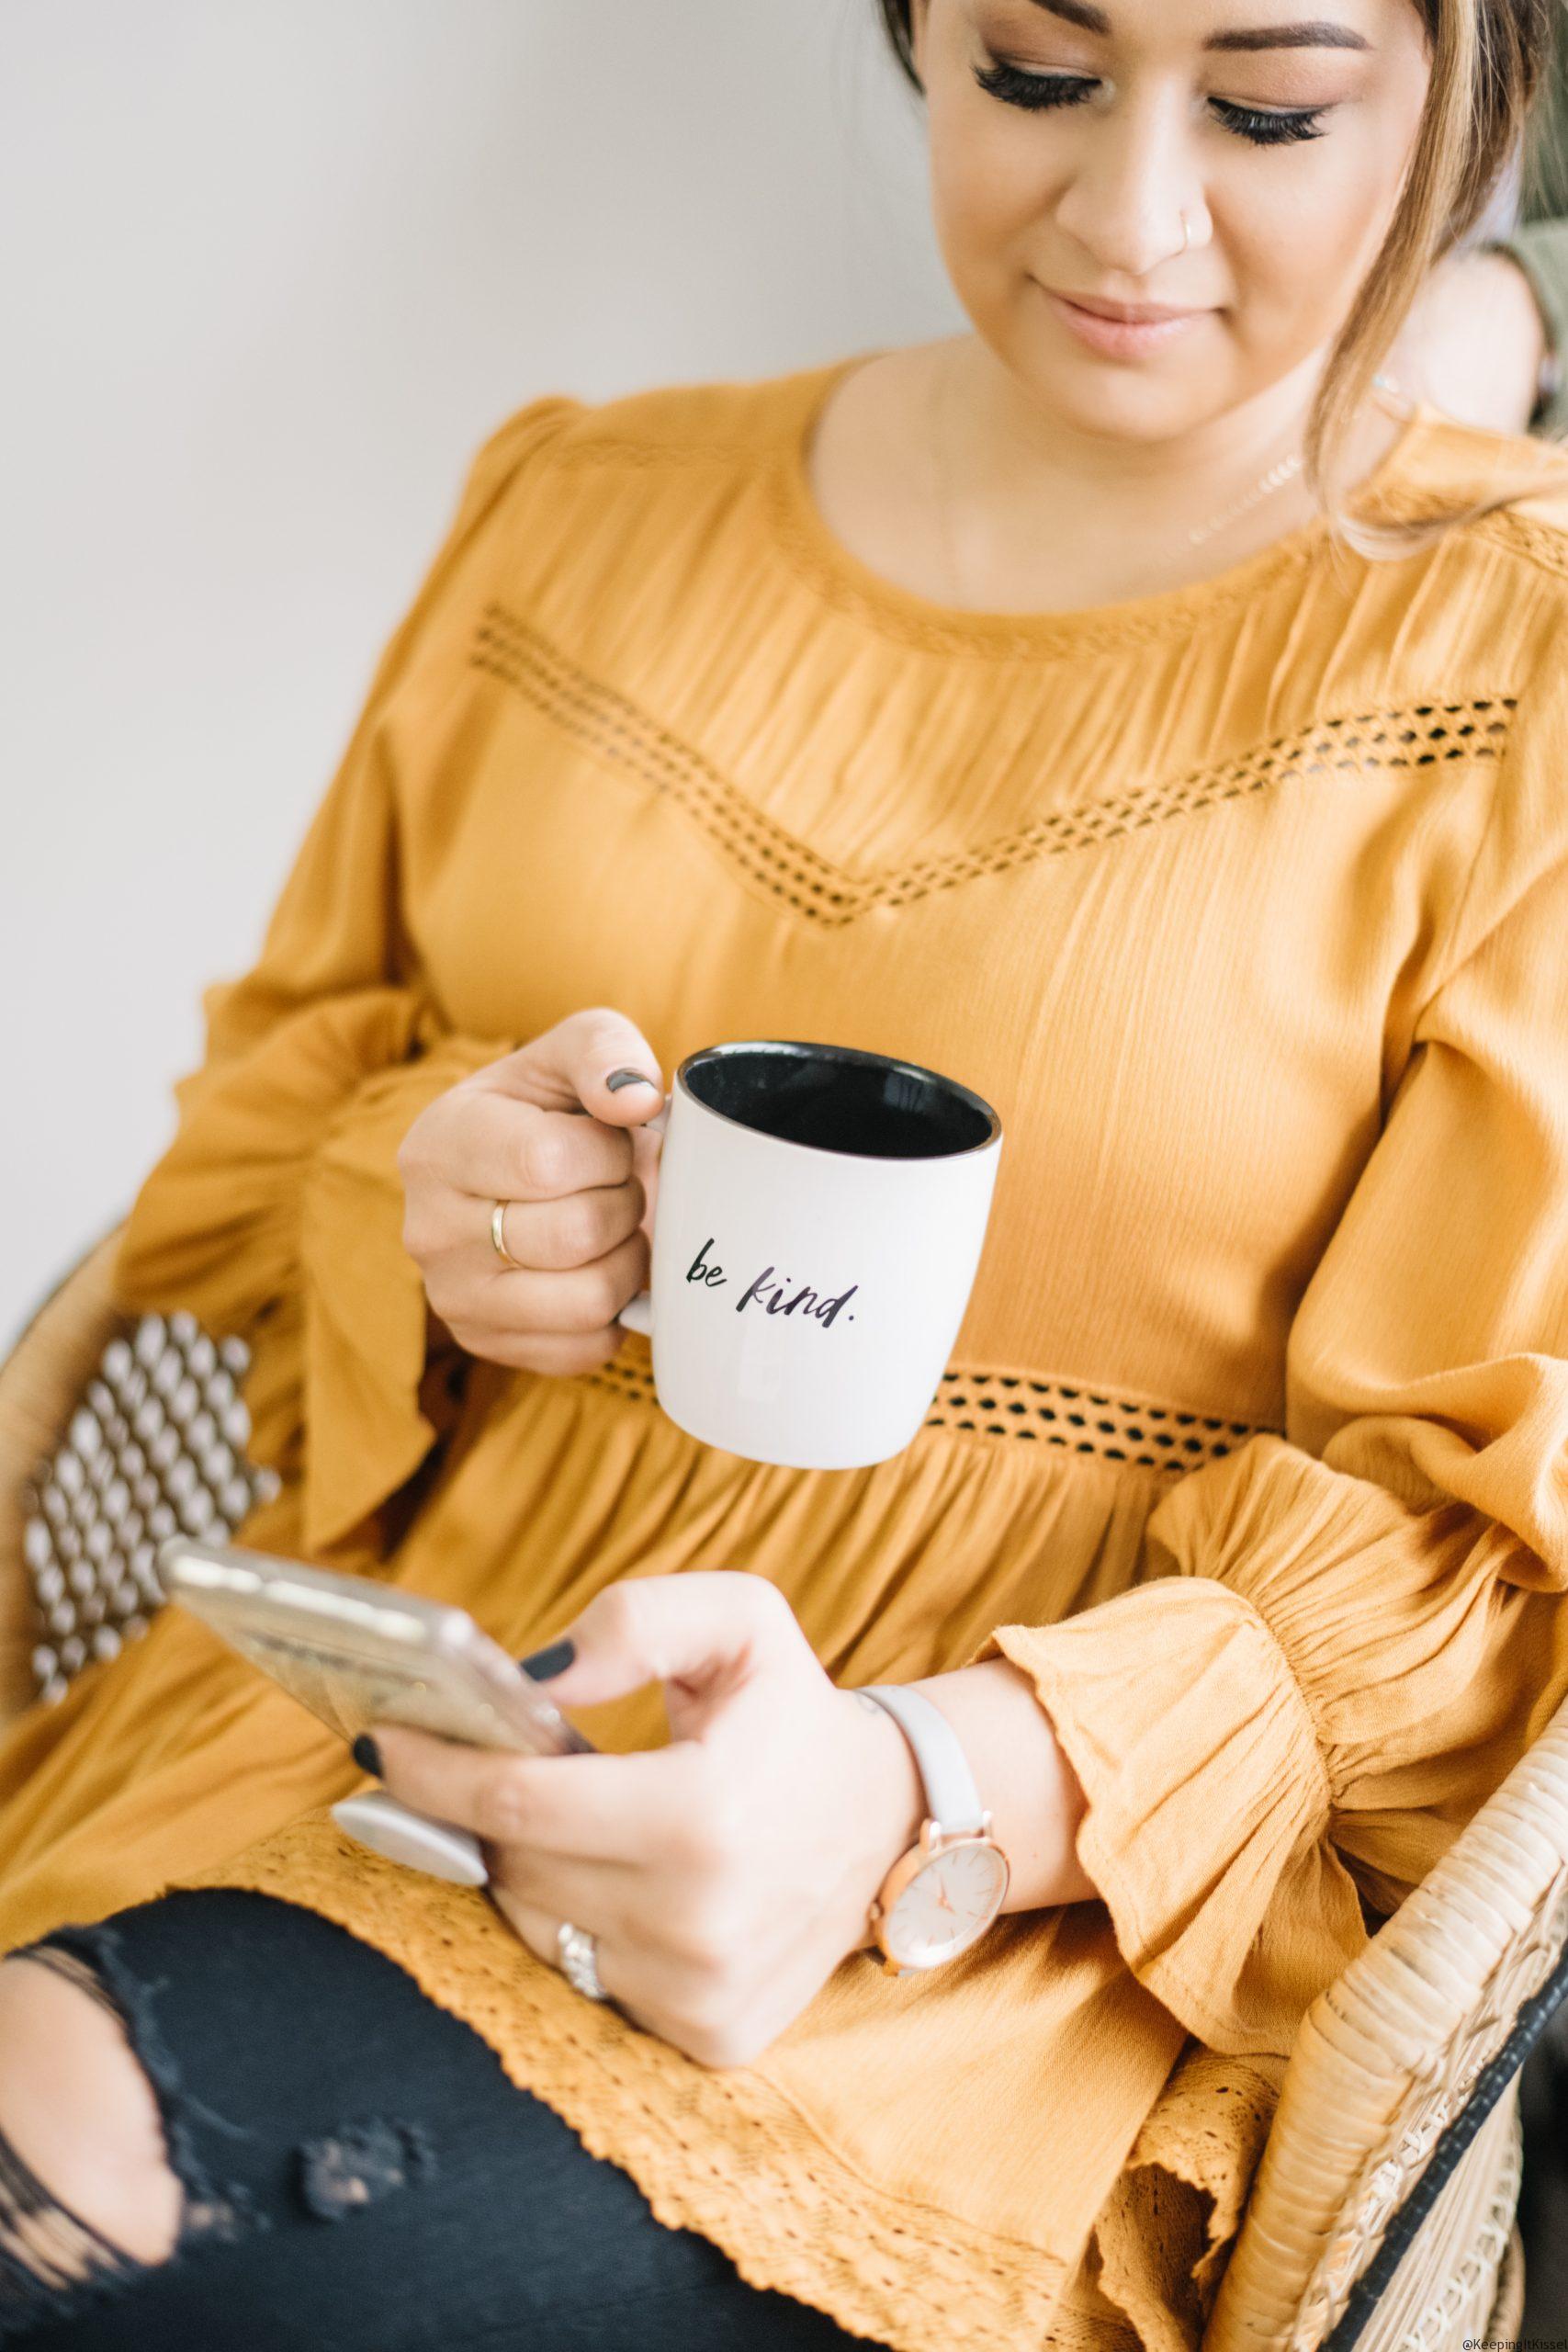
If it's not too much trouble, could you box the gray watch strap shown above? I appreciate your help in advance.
[855,1684,987,1837]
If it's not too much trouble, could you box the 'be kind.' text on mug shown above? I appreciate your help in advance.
[615,1040,1003,1470]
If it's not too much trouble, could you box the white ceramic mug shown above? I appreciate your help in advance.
[614,1039,1002,1470]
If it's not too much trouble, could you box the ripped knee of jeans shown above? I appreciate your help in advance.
[0,1914,446,2341]
[0,2086,143,2307]
[0,1928,260,2342]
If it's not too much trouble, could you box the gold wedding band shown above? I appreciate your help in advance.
[491,1198,524,1270]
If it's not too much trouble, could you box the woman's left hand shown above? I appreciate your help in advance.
[369,1575,927,2070]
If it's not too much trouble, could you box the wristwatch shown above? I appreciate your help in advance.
[855,1684,1010,1976]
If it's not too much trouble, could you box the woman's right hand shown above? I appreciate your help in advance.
[397,1008,667,1375]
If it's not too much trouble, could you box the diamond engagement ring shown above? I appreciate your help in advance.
[557,1920,609,2001]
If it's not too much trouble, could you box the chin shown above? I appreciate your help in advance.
[1002,344,1225,446]
[958,278,1248,443]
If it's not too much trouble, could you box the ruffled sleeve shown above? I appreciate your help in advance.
[976,660,1568,2060]
[112,396,581,1557]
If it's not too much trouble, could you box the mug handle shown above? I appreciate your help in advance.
[614,1097,669,1334]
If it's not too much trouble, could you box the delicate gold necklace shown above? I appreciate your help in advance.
[1185,448,1305,548]
[926,349,1332,604]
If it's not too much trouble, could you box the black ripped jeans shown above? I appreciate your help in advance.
[1,1889,880,2352]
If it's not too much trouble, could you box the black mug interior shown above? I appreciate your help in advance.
[680,1042,998,1161]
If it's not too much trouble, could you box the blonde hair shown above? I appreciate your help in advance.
[874,0,1566,560]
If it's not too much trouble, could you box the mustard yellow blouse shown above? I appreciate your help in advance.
[6,356,1568,2352]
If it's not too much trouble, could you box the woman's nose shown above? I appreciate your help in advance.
[1052,94,1205,285]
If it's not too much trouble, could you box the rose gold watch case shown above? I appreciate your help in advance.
[866,1813,1010,1977]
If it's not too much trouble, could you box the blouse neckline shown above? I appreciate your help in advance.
[763,349,1438,659]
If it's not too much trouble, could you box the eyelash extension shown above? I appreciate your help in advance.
[972,60,1329,146]
[974,62,1098,112]
[1215,97,1328,145]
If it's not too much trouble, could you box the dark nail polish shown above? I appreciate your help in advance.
[520,1638,576,1681]
[605,1068,660,1093]
[352,1733,382,1777]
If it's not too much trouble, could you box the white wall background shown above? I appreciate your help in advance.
[0,1,961,1347]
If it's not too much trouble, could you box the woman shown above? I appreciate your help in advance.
[3,2,1568,2346]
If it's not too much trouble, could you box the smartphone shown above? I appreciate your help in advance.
[159,1534,593,1757]
[159,1535,593,1888]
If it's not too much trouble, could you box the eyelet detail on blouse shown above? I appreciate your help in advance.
[469,605,1513,927]
[922,1371,1277,1472]
[575,1350,1274,1474]
[580,1352,659,1408]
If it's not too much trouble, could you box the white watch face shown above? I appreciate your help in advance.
[885,1837,1009,1969]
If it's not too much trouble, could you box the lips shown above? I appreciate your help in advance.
[1041,286,1209,358]
[1053,292,1201,322]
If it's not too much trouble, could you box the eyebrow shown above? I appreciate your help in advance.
[1024,2,1373,51]
[1207,17,1372,50]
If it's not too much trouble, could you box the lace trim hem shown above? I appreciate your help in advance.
[176,1818,1080,2352]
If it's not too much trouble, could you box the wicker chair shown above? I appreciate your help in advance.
[3,1227,1566,2352]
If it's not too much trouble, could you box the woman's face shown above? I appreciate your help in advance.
[909,0,1431,438]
